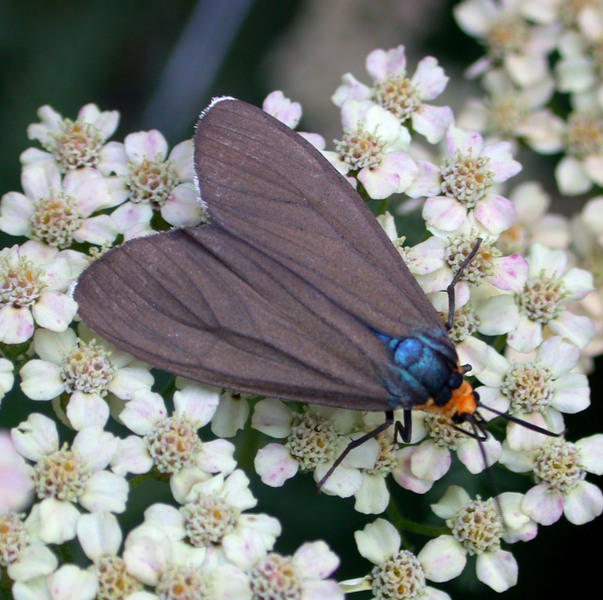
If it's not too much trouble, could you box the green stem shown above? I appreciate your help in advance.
[385,487,449,550]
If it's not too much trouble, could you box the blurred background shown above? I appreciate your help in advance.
[0,1,599,598]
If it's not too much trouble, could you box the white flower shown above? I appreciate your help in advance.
[333,45,454,143]
[76,512,145,598]
[457,69,564,154]
[497,181,570,255]
[0,163,122,248]
[248,541,342,600]
[454,0,559,86]
[500,434,603,525]
[1,509,58,584]
[427,486,533,592]
[476,336,588,450]
[123,522,250,598]
[0,242,81,344]
[251,398,379,502]
[407,232,528,310]
[341,518,452,599]
[555,104,603,195]
[115,385,235,484]
[19,326,154,429]
[10,414,128,545]
[507,243,594,352]
[142,470,281,570]
[24,103,119,172]
[99,131,203,230]
[328,100,418,199]
[421,124,521,236]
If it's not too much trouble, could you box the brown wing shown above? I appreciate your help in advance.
[193,97,449,345]
[75,225,396,410]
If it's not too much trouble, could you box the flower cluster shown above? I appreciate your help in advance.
[0,20,602,600]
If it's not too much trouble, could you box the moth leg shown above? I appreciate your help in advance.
[394,408,413,443]
[316,410,395,490]
[445,239,482,330]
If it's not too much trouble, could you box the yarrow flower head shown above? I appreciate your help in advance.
[333,45,454,144]
[496,181,570,256]
[10,413,128,545]
[508,243,594,352]
[457,69,564,154]
[0,242,82,344]
[123,522,250,598]
[327,99,418,199]
[140,471,281,570]
[248,541,343,600]
[19,325,154,429]
[476,336,589,450]
[427,486,536,592]
[341,518,453,599]
[100,130,204,234]
[453,0,560,86]
[112,384,236,486]
[406,231,528,314]
[393,409,502,495]
[0,163,123,249]
[251,398,381,507]
[76,512,145,599]
[421,124,521,236]
[24,103,119,172]
[500,434,603,525]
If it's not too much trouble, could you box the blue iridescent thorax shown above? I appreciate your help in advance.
[376,330,462,409]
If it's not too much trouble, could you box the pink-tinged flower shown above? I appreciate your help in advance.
[497,181,570,256]
[99,131,203,230]
[113,385,235,486]
[0,164,122,248]
[476,337,587,451]
[392,410,501,495]
[422,125,521,236]
[506,243,594,352]
[251,398,380,506]
[0,432,33,512]
[23,103,119,172]
[340,518,453,599]
[76,512,145,598]
[328,100,418,199]
[10,413,128,545]
[248,541,343,600]
[333,45,453,143]
[263,90,302,128]
[500,434,603,525]
[141,470,281,570]
[0,242,82,344]
[407,232,528,308]
[427,486,535,592]
[19,326,154,430]
[457,69,564,154]
[454,0,559,86]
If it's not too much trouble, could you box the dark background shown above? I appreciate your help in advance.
[0,2,600,599]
